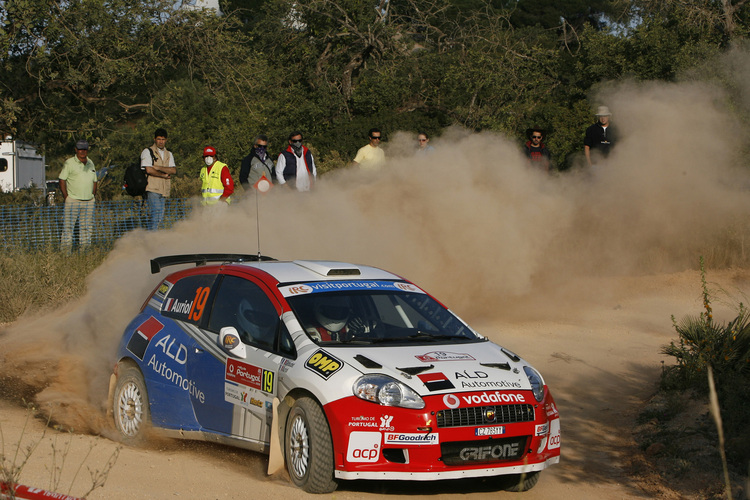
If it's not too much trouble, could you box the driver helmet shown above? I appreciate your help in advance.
[238,299,276,341]
[314,296,350,332]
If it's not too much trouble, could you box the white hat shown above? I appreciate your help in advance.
[595,106,612,116]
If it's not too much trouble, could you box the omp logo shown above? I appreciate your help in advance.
[305,350,343,379]
[459,443,520,461]
[443,394,460,409]
[346,432,381,463]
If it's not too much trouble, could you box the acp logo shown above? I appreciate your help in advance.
[346,431,381,463]
[305,350,343,379]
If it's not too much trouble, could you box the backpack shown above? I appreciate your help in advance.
[123,148,156,197]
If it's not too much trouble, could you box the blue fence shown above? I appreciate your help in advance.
[0,198,193,251]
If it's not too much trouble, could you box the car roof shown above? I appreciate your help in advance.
[153,254,403,285]
[244,260,402,284]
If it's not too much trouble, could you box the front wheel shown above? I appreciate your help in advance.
[113,364,150,445]
[284,397,337,493]
[502,471,540,492]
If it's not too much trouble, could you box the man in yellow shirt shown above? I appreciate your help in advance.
[352,128,386,170]
[59,139,97,252]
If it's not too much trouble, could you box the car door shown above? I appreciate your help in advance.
[190,274,288,444]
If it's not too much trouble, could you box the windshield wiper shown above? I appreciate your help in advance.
[406,331,465,341]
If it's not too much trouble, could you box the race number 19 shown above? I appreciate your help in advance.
[189,287,210,321]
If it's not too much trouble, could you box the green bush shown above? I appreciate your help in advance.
[661,257,750,465]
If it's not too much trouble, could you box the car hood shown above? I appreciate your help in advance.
[327,341,534,396]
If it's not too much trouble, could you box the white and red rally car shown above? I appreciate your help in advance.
[110,254,560,493]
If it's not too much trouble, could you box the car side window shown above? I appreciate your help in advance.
[161,274,218,327]
[208,275,280,352]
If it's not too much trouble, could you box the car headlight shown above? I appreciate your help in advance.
[523,366,545,402]
[353,374,425,409]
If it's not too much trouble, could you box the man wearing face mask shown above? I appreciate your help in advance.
[239,135,274,190]
[275,131,316,191]
[200,146,234,204]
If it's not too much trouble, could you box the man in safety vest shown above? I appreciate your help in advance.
[200,146,234,204]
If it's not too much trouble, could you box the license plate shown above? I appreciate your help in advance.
[475,426,505,436]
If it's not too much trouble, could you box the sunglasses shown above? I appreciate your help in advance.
[370,136,381,140]
[418,139,427,142]
[531,135,542,139]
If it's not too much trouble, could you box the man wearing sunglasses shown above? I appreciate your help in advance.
[524,128,551,172]
[352,127,386,170]
[276,131,316,191]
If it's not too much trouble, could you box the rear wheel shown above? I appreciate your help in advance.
[284,397,337,493]
[113,364,150,444]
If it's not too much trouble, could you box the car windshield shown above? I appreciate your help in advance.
[284,286,482,345]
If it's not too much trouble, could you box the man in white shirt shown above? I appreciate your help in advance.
[276,131,316,191]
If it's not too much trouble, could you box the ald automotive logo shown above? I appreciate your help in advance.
[127,316,165,360]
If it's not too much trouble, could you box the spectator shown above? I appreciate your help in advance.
[353,128,386,169]
[141,128,176,230]
[584,106,616,167]
[416,131,435,155]
[59,139,97,252]
[524,128,551,172]
[200,146,234,204]
[240,135,274,190]
[275,132,316,191]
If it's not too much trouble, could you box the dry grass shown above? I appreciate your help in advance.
[0,248,108,324]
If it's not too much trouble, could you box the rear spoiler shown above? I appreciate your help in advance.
[150,253,276,274]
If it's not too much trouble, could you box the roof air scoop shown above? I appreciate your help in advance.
[293,260,362,277]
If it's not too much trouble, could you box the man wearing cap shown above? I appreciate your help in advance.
[59,140,97,252]
[584,106,616,167]
[141,128,177,230]
[524,127,551,172]
[199,146,234,204]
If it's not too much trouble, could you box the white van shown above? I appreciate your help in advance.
[0,138,46,195]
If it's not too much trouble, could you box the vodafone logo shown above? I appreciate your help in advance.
[443,394,460,409]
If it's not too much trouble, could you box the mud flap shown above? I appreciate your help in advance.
[106,373,116,419]
[267,397,284,475]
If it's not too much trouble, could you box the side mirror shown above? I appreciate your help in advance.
[219,326,247,358]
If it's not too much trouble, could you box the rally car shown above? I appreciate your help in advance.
[109,254,560,493]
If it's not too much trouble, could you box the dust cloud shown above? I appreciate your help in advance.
[2,54,750,433]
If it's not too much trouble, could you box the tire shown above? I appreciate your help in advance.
[284,397,337,493]
[113,364,150,445]
[502,471,540,492]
